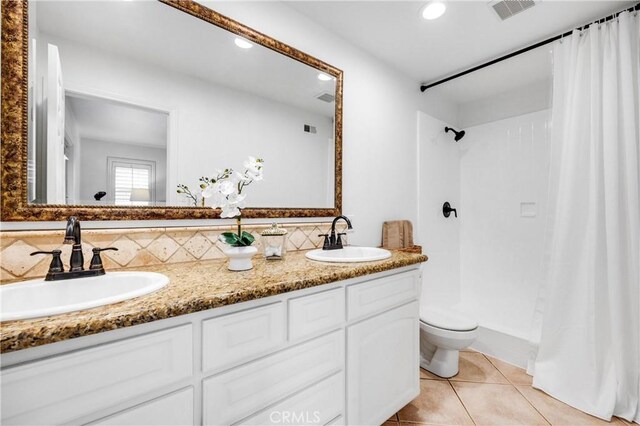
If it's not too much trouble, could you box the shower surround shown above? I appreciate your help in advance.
[418,108,552,367]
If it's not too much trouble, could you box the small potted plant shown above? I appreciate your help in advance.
[201,157,264,271]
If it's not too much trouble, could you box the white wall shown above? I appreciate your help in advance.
[78,138,168,205]
[417,111,461,310]
[459,109,551,339]
[201,1,458,246]
[5,1,459,241]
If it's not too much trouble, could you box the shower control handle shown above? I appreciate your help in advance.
[443,202,457,218]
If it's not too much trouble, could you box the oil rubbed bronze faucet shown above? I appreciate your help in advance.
[30,216,118,281]
[64,216,84,272]
[319,215,353,250]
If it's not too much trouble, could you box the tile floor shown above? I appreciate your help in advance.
[386,350,635,426]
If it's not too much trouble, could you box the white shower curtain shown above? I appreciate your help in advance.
[530,11,640,422]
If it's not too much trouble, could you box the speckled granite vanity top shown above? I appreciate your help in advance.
[0,250,426,353]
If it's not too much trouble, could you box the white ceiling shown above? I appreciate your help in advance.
[36,1,635,111]
[287,0,635,86]
[67,95,168,148]
[34,1,336,117]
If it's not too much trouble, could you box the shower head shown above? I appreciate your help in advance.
[445,127,465,142]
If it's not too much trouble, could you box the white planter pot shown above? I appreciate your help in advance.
[223,246,258,271]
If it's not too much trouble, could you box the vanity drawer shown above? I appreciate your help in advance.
[326,415,346,425]
[203,330,344,425]
[288,288,344,340]
[238,371,344,426]
[202,302,286,372]
[347,272,419,320]
[1,325,192,425]
[91,387,194,426]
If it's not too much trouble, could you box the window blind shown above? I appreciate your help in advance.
[114,164,150,206]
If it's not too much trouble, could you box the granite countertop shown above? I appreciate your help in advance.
[0,250,427,354]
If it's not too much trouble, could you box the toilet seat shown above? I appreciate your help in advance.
[420,308,478,332]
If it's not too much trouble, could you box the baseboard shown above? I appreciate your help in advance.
[469,325,530,369]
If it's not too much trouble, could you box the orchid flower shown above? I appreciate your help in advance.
[243,156,263,174]
[199,156,264,221]
[178,158,264,246]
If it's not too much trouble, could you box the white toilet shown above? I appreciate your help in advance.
[419,307,479,378]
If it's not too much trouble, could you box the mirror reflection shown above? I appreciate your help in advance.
[27,1,337,208]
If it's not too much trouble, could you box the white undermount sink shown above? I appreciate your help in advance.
[305,246,392,263]
[0,271,169,322]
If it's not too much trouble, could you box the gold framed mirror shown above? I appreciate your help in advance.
[1,0,343,221]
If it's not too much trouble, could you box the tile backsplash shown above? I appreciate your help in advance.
[0,222,347,284]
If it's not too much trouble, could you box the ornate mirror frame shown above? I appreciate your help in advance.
[0,0,343,221]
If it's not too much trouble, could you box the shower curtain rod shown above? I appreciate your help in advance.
[419,2,640,92]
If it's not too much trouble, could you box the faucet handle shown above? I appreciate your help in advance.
[318,234,330,250]
[89,247,118,271]
[30,250,64,273]
[93,247,118,253]
[443,202,458,218]
[336,232,348,248]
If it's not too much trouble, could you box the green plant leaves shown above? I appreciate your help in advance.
[220,231,255,247]
[240,231,255,246]
[220,232,240,246]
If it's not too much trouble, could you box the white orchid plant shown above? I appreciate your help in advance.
[200,156,265,247]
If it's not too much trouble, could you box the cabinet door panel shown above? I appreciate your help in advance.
[1,325,192,425]
[91,387,194,426]
[347,302,419,426]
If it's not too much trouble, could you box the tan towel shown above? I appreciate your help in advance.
[382,220,414,249]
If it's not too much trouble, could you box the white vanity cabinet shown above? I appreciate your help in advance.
[346,272,421,425]
[347,302,420,425]
[0,266,421,426]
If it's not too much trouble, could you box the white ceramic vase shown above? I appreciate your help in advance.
[223,246,258,271]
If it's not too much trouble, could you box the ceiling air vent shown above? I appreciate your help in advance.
[316,92,335,103]
[489,0,536,21]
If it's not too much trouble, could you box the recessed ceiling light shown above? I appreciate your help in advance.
[234,37,253,49]
[317,73,333,81]
[421,1,446,20]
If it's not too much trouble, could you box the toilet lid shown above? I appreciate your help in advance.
[420,308,478,331]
